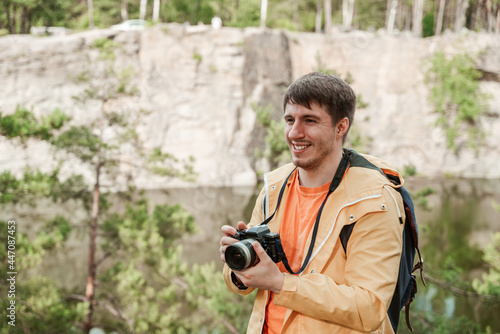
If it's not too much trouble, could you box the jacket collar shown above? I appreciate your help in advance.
[264,149,404,193]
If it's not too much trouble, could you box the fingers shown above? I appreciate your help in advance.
[220,245,226,262]
[237,221,248,231]
[221,225,238,237]
[219,237,233,263]
[252,241,268,261]
[232,242,284,293]
[220,222,247,263]
[220,236,238,247]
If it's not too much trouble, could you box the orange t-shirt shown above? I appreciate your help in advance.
[263,170,330,334]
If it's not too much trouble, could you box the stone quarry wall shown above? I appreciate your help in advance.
[0,24,499,188]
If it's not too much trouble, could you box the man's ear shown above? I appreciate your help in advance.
[336,117,349,138]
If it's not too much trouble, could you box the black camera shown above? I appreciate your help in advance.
[225,225,282,271]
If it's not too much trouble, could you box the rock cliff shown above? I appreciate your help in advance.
[1,24,499,188]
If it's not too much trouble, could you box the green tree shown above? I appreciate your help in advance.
[254,103,291,171]
[472,202,500,299]
[1,0,499,35]
[472,233,500,297]
[0,36,252,333]
[425,51,490,153]
[162,0,215,25]
[354,0,386,30]
[0,219,88,334]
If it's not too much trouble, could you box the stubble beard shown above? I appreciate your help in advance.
[291,140,336,172]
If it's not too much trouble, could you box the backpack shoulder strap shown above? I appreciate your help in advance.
[398,186,426,285]
[340,223,355,254]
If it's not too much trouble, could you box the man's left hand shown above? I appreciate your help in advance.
[232,241,284,294]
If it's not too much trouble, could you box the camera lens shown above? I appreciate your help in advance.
[225,239,257,271]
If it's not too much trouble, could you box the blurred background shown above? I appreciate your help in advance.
[0,0,499,333]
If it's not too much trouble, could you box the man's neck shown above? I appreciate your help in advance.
[297,150,344,188]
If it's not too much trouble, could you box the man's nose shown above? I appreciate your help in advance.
[288,121,304,139]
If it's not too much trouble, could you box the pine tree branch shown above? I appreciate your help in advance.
[95,251,111,267]
[409,310,436,331]
[100,298,132,327]
[67,294,87,302]
[221,319,240,334]
[425,273,500,302]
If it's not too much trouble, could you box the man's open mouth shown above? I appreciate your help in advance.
[292,143,311,152]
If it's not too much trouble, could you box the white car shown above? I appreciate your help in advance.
[111,20,146,31]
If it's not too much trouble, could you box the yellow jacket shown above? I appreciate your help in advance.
[223,150,405,333]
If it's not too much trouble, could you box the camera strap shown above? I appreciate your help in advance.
[262,150,350,275]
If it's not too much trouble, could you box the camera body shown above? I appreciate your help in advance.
[225,225,282,271]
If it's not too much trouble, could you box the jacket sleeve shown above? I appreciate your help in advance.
[273,187,404,332]
[222,186,267,295]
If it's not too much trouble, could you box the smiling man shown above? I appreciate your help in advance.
[220,72,406,334]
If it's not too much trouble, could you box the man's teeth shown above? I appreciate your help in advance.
[294,145,309,150]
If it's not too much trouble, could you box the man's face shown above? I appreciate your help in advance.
[284,102,342,172]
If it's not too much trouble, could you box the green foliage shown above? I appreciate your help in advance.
[266,0,302,31]
[0,169,53,205]
[422,189,485,274]
[0,29,226,332]
[0,168,89,206]
[100,198,196,256]
[354,0,386,30]
[184,262,255,332]
[425,51,490,153]
[0,277,87,334]
[472,233,500,299]
[162,0,215,25]
[147,148,198,181]
[1,0,498,35]
[346,124,372,153]
[413,186,436,211]
[0,219,85,334]
[254,103,291,170]
[117,66,139,96]
[429,315,481,334]
[356,94,369,109]
[411,185,500,333]
[193,52,202,63]
[422,12,435,37]
[403,164,417,177]
[89,0,122,28]
[224,0,261,28]
[72,40,140,104]
[96,198,251,333]
[403,313,482,334]
[24,218,72,268]
[37,215,72,249]
[51,125,102,161]
[0,107,70,143]
[93,37,121,61]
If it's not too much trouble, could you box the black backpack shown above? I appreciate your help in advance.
[340,182,426,332]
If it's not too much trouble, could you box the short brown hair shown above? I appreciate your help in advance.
[282,72,356,143]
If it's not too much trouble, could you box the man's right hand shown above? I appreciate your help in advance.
[219,221,248,263]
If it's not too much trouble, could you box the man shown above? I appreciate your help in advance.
[219,72,405,333]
